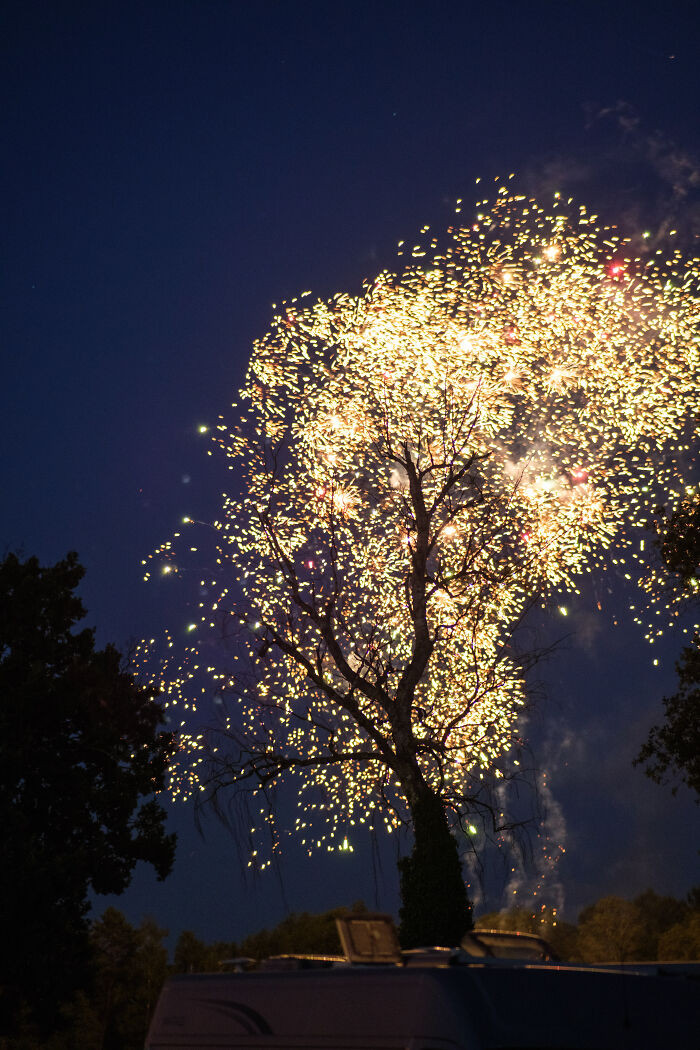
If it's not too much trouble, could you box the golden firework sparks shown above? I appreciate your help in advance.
[143,181,700,861]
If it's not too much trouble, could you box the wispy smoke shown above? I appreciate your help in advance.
[495,763,567,918]
[524,102,700,250]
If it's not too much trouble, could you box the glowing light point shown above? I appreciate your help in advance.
[198,424,209,434]
[607,261,627,280]
[459,333,477,352]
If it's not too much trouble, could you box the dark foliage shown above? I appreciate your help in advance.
[0,552,176,1037]
[238,901,369,960]
[398,792,472,947]
[635,642,700,801]
[477,887,700,964]
[632,889,690,959]
[172,930,236,975]
[85,909,169,1050]
[656,494,700,585]
[171,903,373,975]
[14,909,172,1050]
[635,499,700,805]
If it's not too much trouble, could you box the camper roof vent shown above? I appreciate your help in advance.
[335,912,403,965]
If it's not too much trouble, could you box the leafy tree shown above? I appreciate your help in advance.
[172,930,230,974]
[173,904,374,976]
[88,909,168,1050]
[0,552,176,1036]
[171,930,244,974]
[577,896,646,963]
[52,991,104,1050]
[546,918,580,961]
[636,495,700,803]
[635,643,700,801]
[632,889,690,959]
[41,909,170,1050]
[658,912,700,960]
[656,886,700,961]
[238,901,368,959]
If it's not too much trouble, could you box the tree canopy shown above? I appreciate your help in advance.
[635,642,700,799]
[479,888,700,964]
[0,551,176,1034]
[655,493,700,586]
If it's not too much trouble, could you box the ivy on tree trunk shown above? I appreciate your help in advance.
[398,789,472,947]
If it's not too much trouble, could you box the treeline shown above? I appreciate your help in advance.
[6,890,699,1050]
[478,886,700,963]
[170,888,700,971]
[2,903,367,1050]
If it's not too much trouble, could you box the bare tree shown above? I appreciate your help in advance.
[157,190,700,946]
[196,334,564,946]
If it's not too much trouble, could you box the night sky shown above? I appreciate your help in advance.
[3,1,699,946]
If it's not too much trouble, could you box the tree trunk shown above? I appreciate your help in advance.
[397,785,473,948]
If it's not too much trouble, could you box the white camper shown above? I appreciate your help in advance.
[146,914,700,1050]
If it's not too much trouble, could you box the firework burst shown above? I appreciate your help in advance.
[143,178,700,860]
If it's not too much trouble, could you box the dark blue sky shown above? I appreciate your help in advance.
[3,1,699,945]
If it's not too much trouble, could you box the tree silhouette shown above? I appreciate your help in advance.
[0,551,176,1035]
[198,372,552,946]
[635,643,700,801]
[636,496,700,804]
[158,190,700,946]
